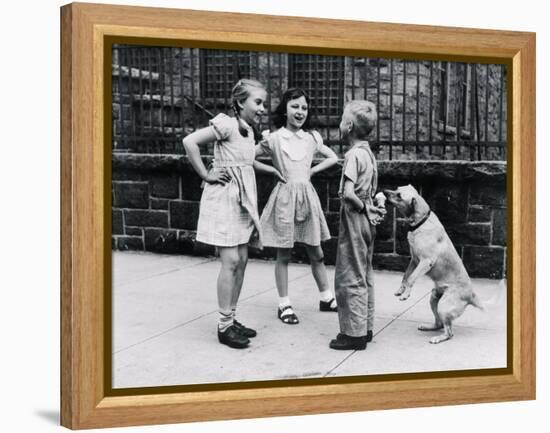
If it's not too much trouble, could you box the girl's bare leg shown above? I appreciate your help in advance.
[305,244,337,311]
[275,248,299,324]
[275,248,292,298]
[216,245,250,347]
[230,243,249,309]
[217,246,241,312]
[304,245,330,293]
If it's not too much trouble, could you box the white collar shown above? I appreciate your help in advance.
[280,127,307,139]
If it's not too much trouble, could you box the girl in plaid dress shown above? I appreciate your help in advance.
[255,88,339,325]
[183,79,284,349]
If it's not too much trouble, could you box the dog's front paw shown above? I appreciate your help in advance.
[394,285,405,296]
[399,289,411,301]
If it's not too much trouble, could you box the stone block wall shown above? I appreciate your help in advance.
[112,154,507,279]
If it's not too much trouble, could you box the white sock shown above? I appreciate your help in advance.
[320,290,334,302]
[278,296,291,308]
[218,311,233,332]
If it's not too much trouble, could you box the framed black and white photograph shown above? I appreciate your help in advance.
[60,3,535,429]
[111,43,508,389]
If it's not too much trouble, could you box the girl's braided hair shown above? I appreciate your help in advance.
[231,78,265,142]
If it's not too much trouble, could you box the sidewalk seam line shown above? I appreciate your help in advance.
[113,270,312,354]
[114,257,217,287]
[323,290,431,378]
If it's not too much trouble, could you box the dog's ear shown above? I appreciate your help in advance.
[409,197,417,216]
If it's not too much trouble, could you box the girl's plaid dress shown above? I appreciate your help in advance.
[256,127,331,248]
[196,114,262,247]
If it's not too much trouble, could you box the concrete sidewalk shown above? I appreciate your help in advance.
[112,251,507,389]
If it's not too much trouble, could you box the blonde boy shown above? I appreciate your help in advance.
[329,101,385,351]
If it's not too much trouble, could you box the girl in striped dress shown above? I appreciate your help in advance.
[256,88,339,325]
[183,79,284,349]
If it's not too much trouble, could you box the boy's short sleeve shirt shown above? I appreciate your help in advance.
[339,144,376,196]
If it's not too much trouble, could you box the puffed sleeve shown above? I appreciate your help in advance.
[311,130,324,153]
[256,131,274,156]
[209,113,234,141]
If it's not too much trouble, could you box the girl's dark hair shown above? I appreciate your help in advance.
[231,78,265,142]
[272,88,313,130]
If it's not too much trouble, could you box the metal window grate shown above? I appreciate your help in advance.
[112,45,506,160]
[288,54,344,122]
[200,50,252,99]
[438,62,470,131]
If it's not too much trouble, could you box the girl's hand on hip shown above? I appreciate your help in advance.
[273,168,287,184]
[204,168,231,185]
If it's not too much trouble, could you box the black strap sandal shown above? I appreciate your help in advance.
[278,305,299,325]
[320,298,338,312]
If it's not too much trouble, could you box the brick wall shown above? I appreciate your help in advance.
[112,154,507,279]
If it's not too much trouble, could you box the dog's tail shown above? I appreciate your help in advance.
[469,279,506,311]
[468,292,485,311]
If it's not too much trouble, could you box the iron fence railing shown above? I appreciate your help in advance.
[112,45,507,161]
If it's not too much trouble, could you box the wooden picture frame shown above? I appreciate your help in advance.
[60,2,535,429]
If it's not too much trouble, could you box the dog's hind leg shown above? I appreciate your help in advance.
[418,288,444,331]
[429,291,467,344]
[430,322,453,344]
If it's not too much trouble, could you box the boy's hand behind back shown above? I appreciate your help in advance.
[366,204,386,225]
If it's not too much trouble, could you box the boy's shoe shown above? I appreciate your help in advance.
[329,334,367,350]
[319,298,338,312]
[233,320,257,338]
[334,331,373,343]
[217,325,250,349]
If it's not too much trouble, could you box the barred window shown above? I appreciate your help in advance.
[460,64,471,131]
[288,54,345,124]
[438,62,471,136]
[199,49,252,100]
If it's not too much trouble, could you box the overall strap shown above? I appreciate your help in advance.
[356,143,378,197]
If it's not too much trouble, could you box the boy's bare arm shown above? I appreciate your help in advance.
[343,178,386,224]
[342,178,364,211]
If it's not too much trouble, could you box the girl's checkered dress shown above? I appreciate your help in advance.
[196,114,262,247]
[256,128,331,248]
